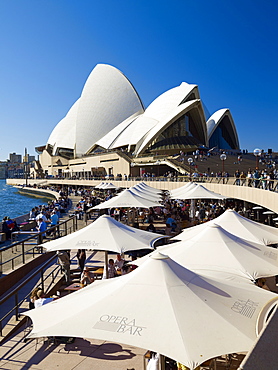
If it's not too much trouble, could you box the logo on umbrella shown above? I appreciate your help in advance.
[231,299,259,318]
[93,314,146,336]
[76,240,100,247]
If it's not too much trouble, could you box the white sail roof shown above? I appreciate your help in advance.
[47,99,80,153]
[207,108,239,149]
[47,64,144,156]
[94,82,206,155]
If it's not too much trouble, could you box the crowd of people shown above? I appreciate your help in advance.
[234,168,277,189]
[1,187,70,242]
[24,178,277,370]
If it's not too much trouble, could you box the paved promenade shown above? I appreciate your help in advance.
[0,328,147,370]
[0,193,250,369]
[0,195,151,370]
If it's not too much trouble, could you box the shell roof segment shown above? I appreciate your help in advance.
[46,64,238,157]
[75,64,144,155]
[207,108,239,149]
[47,99,80,154]
[95,82,204,154]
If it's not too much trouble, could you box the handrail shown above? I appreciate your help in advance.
[0,254,57,306]
[0,215,78,275]
[0,250,78,337]
[0,253,58,337]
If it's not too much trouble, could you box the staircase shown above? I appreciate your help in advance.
[162,153,259,176]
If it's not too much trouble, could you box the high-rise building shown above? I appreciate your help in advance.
[9,153,22,163]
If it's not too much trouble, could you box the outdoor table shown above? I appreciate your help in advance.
[64,283,83,291]
[93,267,122,279]
[93,267,104,279]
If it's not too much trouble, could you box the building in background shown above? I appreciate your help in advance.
[9,153,22,163]
[0,162,7,179]
[32,63,241,179]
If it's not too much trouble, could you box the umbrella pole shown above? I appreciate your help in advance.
[190,199,195,221]
[160,354,165,370]
[104,251,109,279]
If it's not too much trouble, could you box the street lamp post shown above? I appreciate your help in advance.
[188,157,193,181]
[24,160,28,186]
[155,160,161,178]
[253,148,262,169]
[130,163,135,178]
[220,153,227,183]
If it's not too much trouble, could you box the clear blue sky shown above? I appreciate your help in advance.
[0,0,277,161]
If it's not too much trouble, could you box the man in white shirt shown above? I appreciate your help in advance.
[114,254,125,271]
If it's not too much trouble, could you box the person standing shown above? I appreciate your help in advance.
[50,210,59,226]
[37,217,47,239]
[77,249,86,272]
[108,259,117,279]
[114,254,125,272]
[57,250,71,283]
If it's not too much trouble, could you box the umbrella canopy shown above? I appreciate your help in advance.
[159,224,278,280]
[169,182,197,198]
[94,182,105,189]
[173,209,278,246]
[101,182,118,189]
[138,182,163,194]
[92,189,162,209]
[129,185,162,201]
[25,252,278,369]
[43,215,165,253]
[169,183,227,200]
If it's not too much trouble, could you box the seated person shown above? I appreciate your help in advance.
[29,287,40,309]
[129,256,138,272]
[2,216,12,240]
[114,254,125,271]
[80,266,95,285]
[34,289,58,308]
[121,264,130,275]
[165,214,177,232]
[146,221,156,233]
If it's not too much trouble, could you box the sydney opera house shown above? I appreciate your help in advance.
[35,64,240,178]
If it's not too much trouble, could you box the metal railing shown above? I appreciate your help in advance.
[0,215,78,275]
[0,253,59,337]
[115,175,278,190]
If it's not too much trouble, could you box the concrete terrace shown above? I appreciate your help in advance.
[1,179,278,369]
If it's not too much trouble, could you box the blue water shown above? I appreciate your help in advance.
[0,180,49,221]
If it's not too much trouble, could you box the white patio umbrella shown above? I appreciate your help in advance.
[101,182,118,190]
[24,252,278,370]
[138,182,163,194]
[170,183,227,200]
[92,189,162,209]
[43,215,165,253]
[173,209,278,246]
[94,182,105,189]
[169,182,197,198]
[160,224,278,280]
[129,185,162,201]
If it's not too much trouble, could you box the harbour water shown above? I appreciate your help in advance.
[0,179,49,221]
